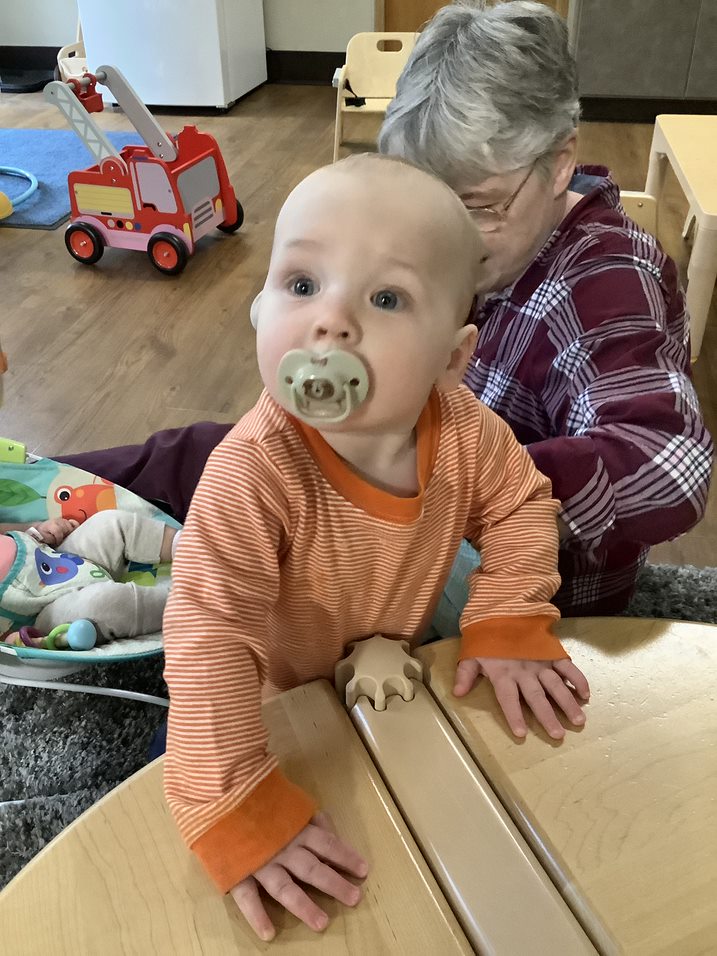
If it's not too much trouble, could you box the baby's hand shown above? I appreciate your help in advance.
[30,518,79,548]
[230,811,368,941]
[454,656,590,740]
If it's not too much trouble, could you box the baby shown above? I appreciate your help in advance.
[0,510,178,642]
[163,154,590,940]
[0,334,179,643]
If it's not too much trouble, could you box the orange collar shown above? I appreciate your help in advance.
[290,389,442,523]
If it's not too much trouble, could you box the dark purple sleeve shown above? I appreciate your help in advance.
[55,422,232,523]
[527,263,713,552]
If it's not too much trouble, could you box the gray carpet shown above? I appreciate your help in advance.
[2,561,716,890]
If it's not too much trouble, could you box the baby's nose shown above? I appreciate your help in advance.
[311,303,358,342]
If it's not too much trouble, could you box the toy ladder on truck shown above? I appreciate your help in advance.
[45,66,243,275]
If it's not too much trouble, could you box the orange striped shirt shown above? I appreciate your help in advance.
[163,385,565,891]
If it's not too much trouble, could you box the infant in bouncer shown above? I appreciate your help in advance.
[0,333,179,647]
[0,511,179,644]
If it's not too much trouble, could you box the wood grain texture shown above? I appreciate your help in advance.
[384,0,570,31]
[385,0,444,32]
[0,681,472,954]
[416,619,717,956]
[0,87,714,567]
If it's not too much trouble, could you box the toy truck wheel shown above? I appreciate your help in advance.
[217,199,244,234]
[148,233,188,276]
[65,223,104,265]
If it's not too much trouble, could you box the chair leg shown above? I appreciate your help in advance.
[686,224,717,361]
[682,206,696,241]
[333,99,344,163]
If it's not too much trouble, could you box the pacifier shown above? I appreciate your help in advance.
[277,349,369,424]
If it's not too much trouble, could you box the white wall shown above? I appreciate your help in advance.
[0,0,374,52]
[263,0,376,51]
[0,0,78,45]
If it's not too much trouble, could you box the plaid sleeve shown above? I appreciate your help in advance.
[527,256,713,552]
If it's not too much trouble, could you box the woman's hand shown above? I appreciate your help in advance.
[29,518,79,547]
[454,656,590,740]
[230,811,368,941]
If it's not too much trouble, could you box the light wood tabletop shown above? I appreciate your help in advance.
[0,680,472,955]
[647,115,717,220]
[416,617,717,956]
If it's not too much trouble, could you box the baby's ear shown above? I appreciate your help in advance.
[436,324,478,391]
[249,292,263,329]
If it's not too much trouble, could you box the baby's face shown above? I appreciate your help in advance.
[254,165,477,432]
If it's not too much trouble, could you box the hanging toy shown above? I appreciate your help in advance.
[0,166,39,220]
[2,619,97,651]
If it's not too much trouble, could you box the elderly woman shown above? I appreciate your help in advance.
[58,0,711,620]
[380,0,712,622]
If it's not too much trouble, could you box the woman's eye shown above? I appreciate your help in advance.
[291,277,316,296]
[372,290,400,311]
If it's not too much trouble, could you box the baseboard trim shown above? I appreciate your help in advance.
[581,96,717,123]
[1,45,344,89]
[266,50,343,86]
[0,46,59,93]
[0,45,59,69]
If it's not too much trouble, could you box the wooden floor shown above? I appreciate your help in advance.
[0,85,714,567]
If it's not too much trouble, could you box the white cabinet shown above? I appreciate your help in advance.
[77,0,267,108]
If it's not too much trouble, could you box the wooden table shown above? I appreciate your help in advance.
[645,114,717,360]
[0,681,471,955]
[4,617,715,954]
[417,618,717,956]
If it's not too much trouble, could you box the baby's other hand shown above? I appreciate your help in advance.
[32,518,79,547]
[454,656,590,740]
[230,811,368,941]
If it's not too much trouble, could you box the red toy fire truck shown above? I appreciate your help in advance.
[44,66,242,275]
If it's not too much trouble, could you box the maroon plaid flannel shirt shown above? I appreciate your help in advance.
[465,166,713,615]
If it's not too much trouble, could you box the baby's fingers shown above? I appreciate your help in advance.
[453,658,481,697]
[554,659,590,700]
[303,820,368,879]
[492,676,527,738]
[230,875,277,942]
[518,676,566,740]
[282,846,362,907]
[258,863,330,933]
[539,670,586,728]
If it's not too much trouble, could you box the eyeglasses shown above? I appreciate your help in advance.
[464,163,536,233]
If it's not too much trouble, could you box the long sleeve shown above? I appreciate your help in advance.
[527,262,713,554]
[163,438,316,893]
[459,403,565,662]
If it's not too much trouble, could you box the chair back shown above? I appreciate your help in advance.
[345,33,416,99]
[620,190,658,235]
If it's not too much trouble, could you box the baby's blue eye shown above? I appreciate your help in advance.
[372,290,399,310]
[291,277,316,296]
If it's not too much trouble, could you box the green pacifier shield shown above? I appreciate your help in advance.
[277,350,369,423]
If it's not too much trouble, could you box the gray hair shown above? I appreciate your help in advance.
[378,1,580,186]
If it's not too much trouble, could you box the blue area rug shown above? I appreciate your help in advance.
[0,128,141,230]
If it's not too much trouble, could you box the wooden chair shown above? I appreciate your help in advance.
[333,32,416,162]
[56,20,88,83]
[619,190,658,235]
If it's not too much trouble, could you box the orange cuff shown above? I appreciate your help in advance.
[191,768,318,892]
[460,614,567,661]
